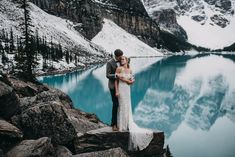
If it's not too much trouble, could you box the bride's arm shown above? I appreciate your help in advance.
[115,79,119,96]
[115,68,121,96]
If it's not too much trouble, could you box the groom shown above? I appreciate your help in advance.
[106,49,123,131]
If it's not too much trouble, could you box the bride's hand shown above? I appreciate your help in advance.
[126,79,134,85]
[131,78,135,83]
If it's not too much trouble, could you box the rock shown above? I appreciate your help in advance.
[6,137,55,157]
[14,89,73,116]
[18,96,37,112]
[67,109,105,133]
[191,15,206,22]
[151,9,188,41]
[0,149,3,157]
[12,101,77,145]
[55,145,73,157]
[74,127,165,157]
[8,78,39,98]
[74,147,129,157]
[210,14,229,28]
[0,81,20,119]
[35,87,73,109]
[12,101,104,145]
[0,119,23,152]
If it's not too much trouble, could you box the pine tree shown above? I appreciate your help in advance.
[50,37,55,61]
[65,50,69,64]
[58,43,63,59]
[10,28,15,53]
[69,52,73,63]
[1,29,6,42]
[17,0,38,81]
[0,42,4,64]
[4,42,10,55]
[35,29,40,57]
[74,54,78,66]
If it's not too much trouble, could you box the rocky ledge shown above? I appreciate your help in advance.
[0,73,168,157]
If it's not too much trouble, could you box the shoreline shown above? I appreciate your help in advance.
[35,62,105,77]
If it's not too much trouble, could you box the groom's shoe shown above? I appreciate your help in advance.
[112,125,118,131]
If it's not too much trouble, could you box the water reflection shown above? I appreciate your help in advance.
[39,54,235,157]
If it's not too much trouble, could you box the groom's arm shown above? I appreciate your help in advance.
[106,62,116,80]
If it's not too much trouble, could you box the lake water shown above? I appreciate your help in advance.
[38,54,235,157]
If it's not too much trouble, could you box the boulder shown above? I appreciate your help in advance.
[6,137,55,157]
[0,149,3,157]
[17,87,73,113]
[55,145,73,157]
[12,101,77,145]
[66,109,105,133]
[74,127,165,157]
[35,87,73,109]
[0,81,20,119]
[74,147,129,157]
[12,101,104,145]
[0,119,23,152]
[8,78,39,98]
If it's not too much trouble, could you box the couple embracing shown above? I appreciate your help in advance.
[106,49,153,151]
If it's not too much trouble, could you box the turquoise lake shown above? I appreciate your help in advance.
[38,54,235,157]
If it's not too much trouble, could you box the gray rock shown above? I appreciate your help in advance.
[12,101,77,145]
[74,147,129,157]
[6,137,55,157]
[0,119,23,152]
[151,9,188,41]
[8,78,39,98]
[12,101,104,145]
[0,149,3,157]
[0,81,20,119]
[55,145,73,157]
[35,88,73,109]
[66,109,105,134]
[74,127,165,157]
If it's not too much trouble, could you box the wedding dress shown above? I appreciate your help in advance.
[117,70,153,151]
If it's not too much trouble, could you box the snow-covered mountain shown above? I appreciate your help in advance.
[0,0,164,72]
[142,0,235,49]
[0,0,108,65]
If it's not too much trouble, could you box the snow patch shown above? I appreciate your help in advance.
[92,18,163,57]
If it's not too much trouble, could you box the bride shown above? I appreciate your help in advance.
[115,56,153,151]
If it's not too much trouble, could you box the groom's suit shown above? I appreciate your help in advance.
[106,58,119,126]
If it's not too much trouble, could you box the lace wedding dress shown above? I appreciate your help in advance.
[117,71,153,151]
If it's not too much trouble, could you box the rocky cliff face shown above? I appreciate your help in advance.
[142,0,234,28]
[151,9,188,41]
[30,0,161,47]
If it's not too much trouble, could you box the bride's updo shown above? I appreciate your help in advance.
[121,56,130,68]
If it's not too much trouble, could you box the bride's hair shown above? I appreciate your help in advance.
[124,56,130,69]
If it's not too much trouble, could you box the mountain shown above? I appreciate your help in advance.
[142,0,235,49]
[30,0,161,48]
[0,0,109,73]
[0,0,166,74]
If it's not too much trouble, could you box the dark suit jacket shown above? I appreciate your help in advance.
[106,58,118,89]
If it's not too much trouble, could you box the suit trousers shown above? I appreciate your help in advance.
[109,88,119,126]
